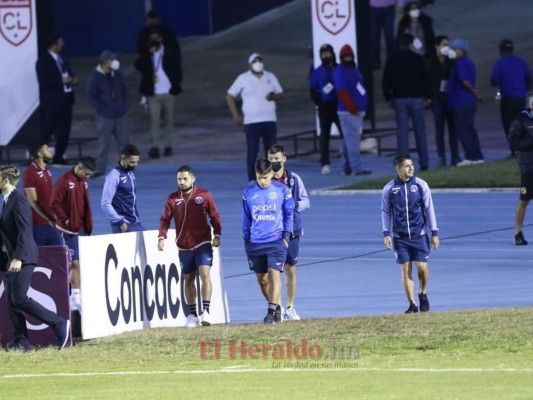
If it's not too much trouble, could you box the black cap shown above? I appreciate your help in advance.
[319,44,334,55]
[499,39,513,52]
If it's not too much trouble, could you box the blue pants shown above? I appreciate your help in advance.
[338,112,364,174]
[393,98,429,169]
[453,103,483,161]
[33,224,63,246]
[244,122,277,181]
[430,97,460,164]
[370,5,395,66]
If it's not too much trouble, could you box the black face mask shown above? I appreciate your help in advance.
[342,60,355,68]
[271,162,283,172]
[43,157,52,164]
[321,56,334,66]
[149,40,162,49]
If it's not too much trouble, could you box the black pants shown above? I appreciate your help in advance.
[318,103,342,166]
[500,96,525,152]
[40,93,73,162]
[4,264,63,344]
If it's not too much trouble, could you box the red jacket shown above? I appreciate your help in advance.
[51,169,93,234]
[158,186,221,250]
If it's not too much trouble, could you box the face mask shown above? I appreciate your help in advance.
[271,162,283,172]
[251,62,264,73]
[43,157,52,164]
[321,56,334,66]
[409,9,420,18]
[440,45,450,56]
[149,40,161,50]
[448,49,457,59]
[110,59,120,70]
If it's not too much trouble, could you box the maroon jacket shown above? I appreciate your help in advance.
[158,186,221,250]
[51,169,93,234]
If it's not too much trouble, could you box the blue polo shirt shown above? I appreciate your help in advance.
[448,55,477,110]
[490,54,532,98]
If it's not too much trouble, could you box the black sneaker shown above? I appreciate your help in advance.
[148,147,160,159]
[164,147,173,157]
[514,231,528,246]
[404,302,418,313]
[274,305,282,323]
[263,313,276,324]
[419,293,430,312]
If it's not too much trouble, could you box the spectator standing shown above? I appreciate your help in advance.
[101,145,144,233]
[22,143,63,245]
[447,39,484,166]
[137,10,180,54]
[86,50,130,178]
[370,0,405,70]
[333,44,371,176]
[427,35,460,167]
[381,155,439,313]
[227,53,284,183]
[135,27,183,159]
[51,158,95,314]
[268,145,310,320]
[383,34,430,170]
[35,34,78,165]
[158,165,222,328]
[309,44,343,175]
[242,159,294,324]
[395,1,435,59]
[490,39,532,157]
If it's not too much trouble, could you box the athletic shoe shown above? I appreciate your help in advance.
[514,231,528,246]
[274,305,284,323]
[185,314,200,328]
[354,169,372,176]
[456,159,475,167]
[321,165,331,175]
[200,311,212,326]
[404,303,418,313]
[8,340,30,352]
[283,307,301,321]
[70,293,82,314]
[148,147,160,159]
[263,313,276,324]
[55,320,71,349]
[419,294,430,312]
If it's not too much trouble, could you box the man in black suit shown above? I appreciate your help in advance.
[0,165,70,351]
[35,35,78,165]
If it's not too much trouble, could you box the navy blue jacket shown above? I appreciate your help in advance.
[86,68,129,119]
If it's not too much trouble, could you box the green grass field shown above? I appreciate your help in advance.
[2,308,533,399]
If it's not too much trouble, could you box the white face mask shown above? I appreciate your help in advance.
[409,9,420,18]
[251,62,264,73]
[110,59,120,71]
[447,49,457,59]
[440,45,450,56]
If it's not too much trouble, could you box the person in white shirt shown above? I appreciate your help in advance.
[226,53,284,182]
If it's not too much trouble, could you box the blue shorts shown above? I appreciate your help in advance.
[245,239,287,273]
[393,236,430,264]
[62,233,79,261]
[285,236,300,266]
[33,224,63,246]
[179,243,213,275]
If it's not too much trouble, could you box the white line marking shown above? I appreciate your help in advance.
[311,188,517,196]
[2,367,533,379]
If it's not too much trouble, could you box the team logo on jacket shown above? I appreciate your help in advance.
[410,186,418,193]
[68,181,75,189]
[269,192,278,200]
[195,196,203,204]
[392,187,400,194]
[0,0,33,47]
[315,0,351,36]
[174,199,184,206]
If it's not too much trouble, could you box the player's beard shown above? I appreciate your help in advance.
[179,185,193,193]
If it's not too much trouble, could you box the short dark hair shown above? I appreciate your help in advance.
[46,34,63,48]
[393,154,412,167]
[177,165,195,175]
[28,142,48,159]
[79,157,96,171]
[121,145,140,157]
[434,35,449,46]
[499,39,513,53]
[147,10,161,20]
[268,144,285,155]
[255,158,272,174]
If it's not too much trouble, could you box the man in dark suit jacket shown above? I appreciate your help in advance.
[0,165,70,351]
[35,34,78,165]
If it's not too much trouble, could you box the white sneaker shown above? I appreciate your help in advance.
[69,293,81,314]
[456,159,475,167]
[282,307,301,321]
[321,165,331,175]
[200,311,212,326]
[185,314,200,328]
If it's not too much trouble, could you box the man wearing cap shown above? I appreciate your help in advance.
[310,44,343,175]
[490,39,532,157]
[86,50,130,178]
[447,38,484,166]
[226,53,284,183]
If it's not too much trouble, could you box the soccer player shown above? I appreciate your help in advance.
[267,144,310,320]
[242,159,294,324]
[22,142,63,246]
[101,145,144,233]
[158,165,222,328]
[381,154,439,313]
[51,157,95,313]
